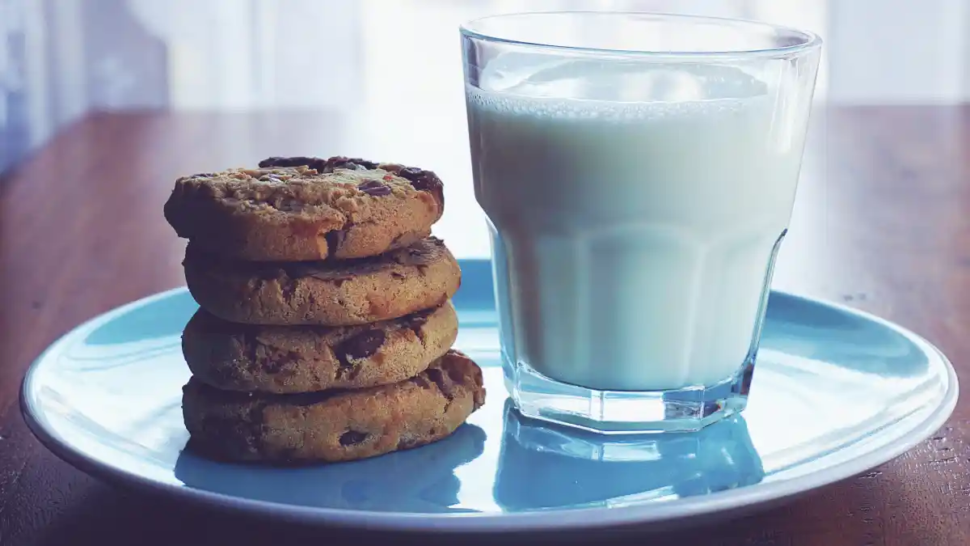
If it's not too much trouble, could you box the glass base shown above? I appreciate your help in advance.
[504,356,755,434]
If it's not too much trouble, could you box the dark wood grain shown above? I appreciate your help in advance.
[0,108,968,545]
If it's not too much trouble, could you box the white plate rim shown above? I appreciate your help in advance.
[20,286,960,534]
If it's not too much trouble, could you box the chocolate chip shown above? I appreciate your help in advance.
[338,330,385,360]
[346,157,379,170]
[358,179,392,196]
[426,367,455,400]
[258,156,330,172]
[401,308,433,340]
[262,348,300,374]
[408,324,425,340]
[262,358,286,374]
[324,230,345,255]
[405,311,430,329]
[279,275,299,303]
[340,430,369,446]
[334,329,385,378]
[447,365,465,383]
[327,156,379,171]
[394,166,445,209]
[410,375,432,389]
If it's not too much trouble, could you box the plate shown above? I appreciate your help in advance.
[21,260,958,533]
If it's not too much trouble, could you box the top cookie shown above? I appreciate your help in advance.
[163,156,445,262]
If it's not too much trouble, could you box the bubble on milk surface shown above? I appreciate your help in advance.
[470,54,768,123]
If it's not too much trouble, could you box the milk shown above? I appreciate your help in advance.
[466,57,810,391]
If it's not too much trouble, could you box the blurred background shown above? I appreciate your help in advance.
[7,0,970,162]
[1,0,967,263]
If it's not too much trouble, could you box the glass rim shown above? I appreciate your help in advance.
[459,11,822,60]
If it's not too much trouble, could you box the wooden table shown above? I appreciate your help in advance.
[0,108,967,545]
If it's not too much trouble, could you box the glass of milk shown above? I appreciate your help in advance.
[461,12,822,433]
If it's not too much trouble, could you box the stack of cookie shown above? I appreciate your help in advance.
[163,156,485,464]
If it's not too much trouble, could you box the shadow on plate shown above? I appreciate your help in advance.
[494,400,765,510]
[173,423,486,513]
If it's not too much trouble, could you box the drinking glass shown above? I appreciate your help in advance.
[460,12,822,433]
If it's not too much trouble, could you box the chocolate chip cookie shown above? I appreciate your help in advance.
[183,237,461,326]
[163,156,445,262]
[182,302,459,394]
[182,349,486,463]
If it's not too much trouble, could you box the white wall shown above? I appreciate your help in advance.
[126,0,365,110]
[828,0,970,104]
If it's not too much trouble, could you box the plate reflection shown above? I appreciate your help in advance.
[494,400,764,510]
